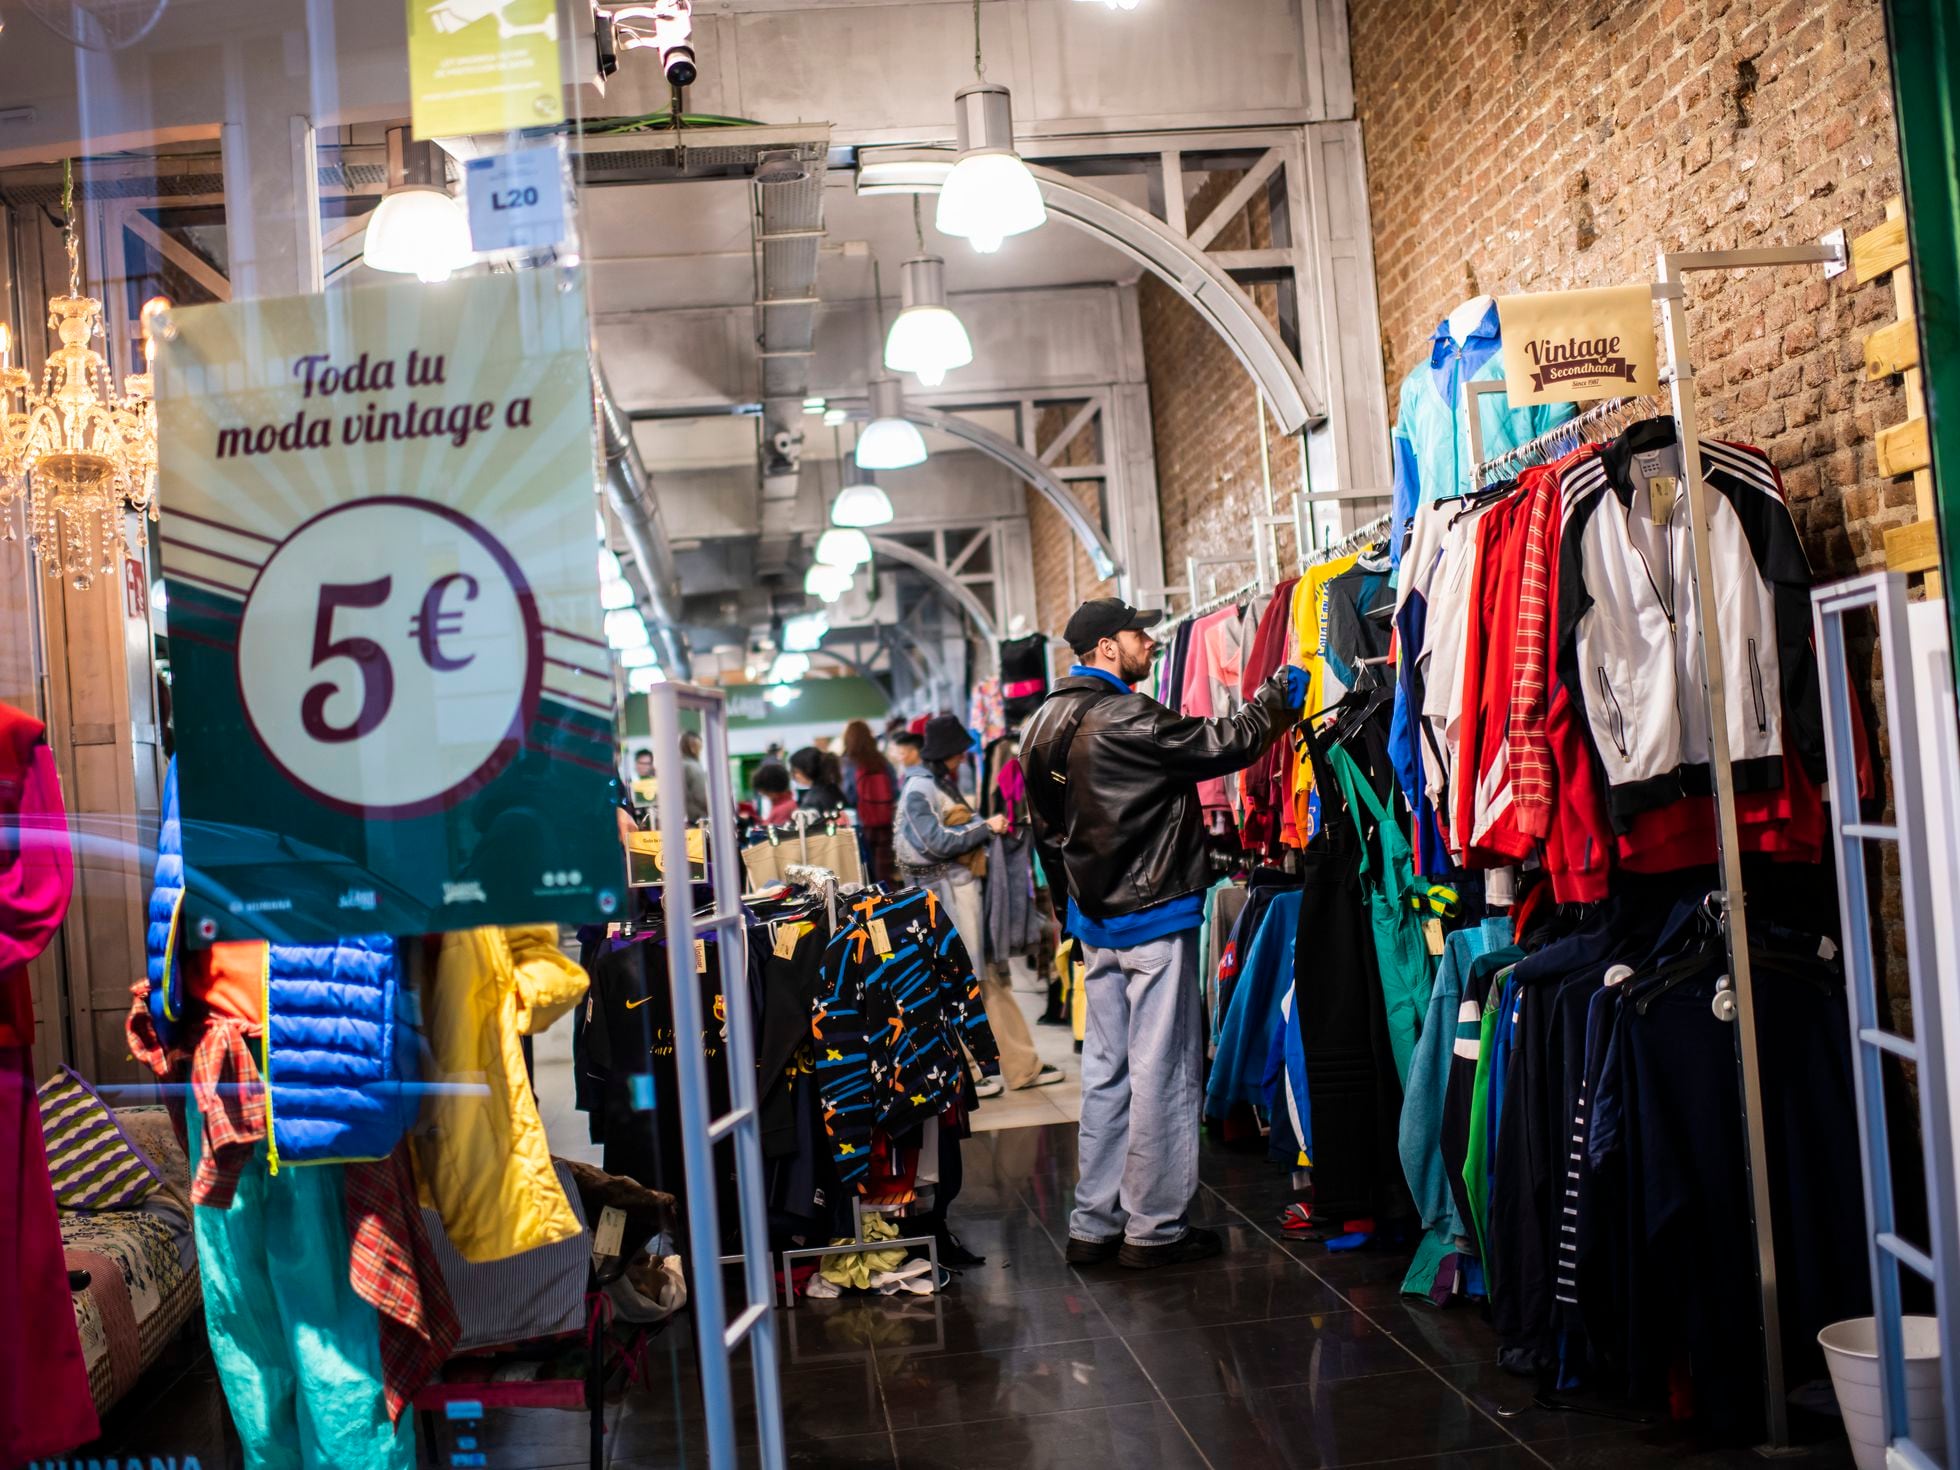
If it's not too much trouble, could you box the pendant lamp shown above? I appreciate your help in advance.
[364,128,473,283]
[831,479,893,528]
[855,375,927,470]
[935,84,1046,254]
[804,562,854,602]
[815,527,872,570]
[883,256,972,387]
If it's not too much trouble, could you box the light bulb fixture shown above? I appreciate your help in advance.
[830,479,893,528]
[815,527,872,570]
[782,611,828,652]
[1075,0,1141,8]
[935,83,1046,254]
[821,406,848,428]
[628,665,666,693]
[619,644,658,668]
[767,651,812,684]
[854,375,927,470]
[604,607,651,650]
[763,684,800,707]
[884,256,972,388]
[364,129,473,283]
[600,578,635,611]
[804,562,854,603]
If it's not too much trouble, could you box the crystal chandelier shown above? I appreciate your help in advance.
[0,160,167,590]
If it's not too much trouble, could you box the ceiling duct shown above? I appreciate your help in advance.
[748,133,829,577]
[593,352,692,673]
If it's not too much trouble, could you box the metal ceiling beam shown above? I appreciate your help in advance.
[868,536,1001,649]
[856,151,1325,435]
[594,353,693,673]
[853,406,1120,581]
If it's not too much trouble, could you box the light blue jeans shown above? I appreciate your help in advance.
[1070,931,1202,1247]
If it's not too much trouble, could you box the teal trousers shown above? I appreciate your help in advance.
[189,1128,416,1470]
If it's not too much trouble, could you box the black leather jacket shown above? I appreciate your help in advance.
[1021,671,1293,921]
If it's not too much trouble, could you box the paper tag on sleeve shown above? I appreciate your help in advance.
[592,1205,626,1260]
[867,918,894,957]
[694,938,708,973]
[772,922,802,960]
[1423,917,1446,956]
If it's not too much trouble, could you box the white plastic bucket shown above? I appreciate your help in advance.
[1818,1316,1946,1470]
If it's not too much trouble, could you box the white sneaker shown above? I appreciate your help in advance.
[974,1075,1005,1099]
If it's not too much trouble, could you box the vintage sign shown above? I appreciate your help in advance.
[155,271,623,944]
[408,0,565,140]
[1496,284,1660,406]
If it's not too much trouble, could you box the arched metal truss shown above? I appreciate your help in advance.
[858,150,1326,436]
[867,535,1001,647]
[854,406,1120,581]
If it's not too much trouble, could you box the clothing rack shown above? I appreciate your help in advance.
[1149,510,1395,636]
[1464,389,1670,493]
[1453,239,1848,1451]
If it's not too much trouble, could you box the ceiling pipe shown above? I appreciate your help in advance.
[593,352,692,673]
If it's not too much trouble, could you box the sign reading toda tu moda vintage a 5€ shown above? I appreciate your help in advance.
[155,272,624,945]
[1496,283,1660,406]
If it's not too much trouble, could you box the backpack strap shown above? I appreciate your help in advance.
[1027,687,1116,838]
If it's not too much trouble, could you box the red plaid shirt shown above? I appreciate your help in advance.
[126,982,457,1419]
[1506,454,1587,839]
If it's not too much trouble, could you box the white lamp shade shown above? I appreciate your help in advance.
[627,665,666,693]
[804,563,854,601]
[885,306,973,386]
[604,607,651,650]
[782,612,829,652]
[619,644,658,668]
[767,652,812,684]
[763,684,800,706]
[855,417,927,470]
[936,152,1046,254]
[364,186,473,282]
[600,578,635,610]
[831,481,893,528]
[815,527,872,569]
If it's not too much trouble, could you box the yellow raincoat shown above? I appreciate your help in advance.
[415,925,589,1262]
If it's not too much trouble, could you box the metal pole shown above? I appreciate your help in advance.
[1656,248,1791,1447]
[698,690,788,1469]
[648,685,739,1470]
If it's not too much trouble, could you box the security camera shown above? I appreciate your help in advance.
[610,2,696,87]
[771,428,800,458]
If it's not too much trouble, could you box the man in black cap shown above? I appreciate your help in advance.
[1023,596,1306,1269]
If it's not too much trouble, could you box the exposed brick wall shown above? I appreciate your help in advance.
[1143,173,1304,597]
[1024,404,1115,677]
[1350,0,1907,577]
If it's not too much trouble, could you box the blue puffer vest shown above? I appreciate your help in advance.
[145,759,422,1165]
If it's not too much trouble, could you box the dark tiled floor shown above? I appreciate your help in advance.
[104,1123,1860,1470]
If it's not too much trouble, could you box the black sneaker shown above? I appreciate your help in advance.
[1118,1226,1224,1270]
[1065,1235,1122,1266]
[937,1232,987,1268]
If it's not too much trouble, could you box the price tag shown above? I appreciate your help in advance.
[465,145,569,254]
[592,1205,626,1260]
[1648,475,1679,526]
[867,918,894,957]
[1422,917,1446,957]
[773,921,807,960]
[694,938,708,973]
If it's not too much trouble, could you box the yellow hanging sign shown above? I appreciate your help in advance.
[408,0,565,139]
[1496,284,1660,406]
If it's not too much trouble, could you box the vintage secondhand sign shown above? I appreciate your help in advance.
[1496,284,1660,406]
[155,271,624,944]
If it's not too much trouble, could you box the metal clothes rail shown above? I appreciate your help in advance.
[1460,237,1847,1449]
[1148,509,1394,635]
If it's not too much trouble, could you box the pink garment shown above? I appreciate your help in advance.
[1184,609,1239,811]
[995,754,1027,808]
[1,1045,101,1461]
[0,703,73,1048]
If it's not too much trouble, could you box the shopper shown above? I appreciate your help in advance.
[789,745,847,812]
[1023,597,1305,1268]
[889,729,923,770]
[896,714,1062,1094]
[841,719,898,882]
[753,762,796,824]
[678,731,711,823]
[633,748,654,782]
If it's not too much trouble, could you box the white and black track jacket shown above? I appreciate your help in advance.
[1553,419,1825,829]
